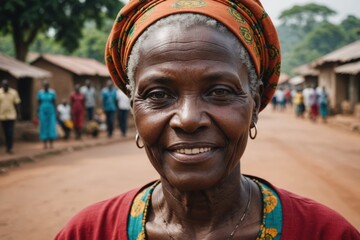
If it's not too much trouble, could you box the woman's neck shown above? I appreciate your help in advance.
[157,171,247,226]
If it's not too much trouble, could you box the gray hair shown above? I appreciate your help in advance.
[127,13,259,98]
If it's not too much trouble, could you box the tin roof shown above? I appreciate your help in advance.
[0,53,51,79]
[335,61,360,75]
[278,73,290,85]
[312,41,360,67]
[289,76,305,86]
[32,54,110,77]
[293,64,319,76]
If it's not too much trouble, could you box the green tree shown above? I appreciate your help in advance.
[279,3,336,33]
[340,15,360,43]
[73,20,113,63]
[299,22,346,54]
[0,0,124,61]
[283,22,347,74]
[0,33,14,57]
[30,33,66,56]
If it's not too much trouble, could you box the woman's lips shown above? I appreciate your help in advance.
[168,147,217,164]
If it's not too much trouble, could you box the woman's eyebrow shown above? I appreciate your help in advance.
[139,76,174,85]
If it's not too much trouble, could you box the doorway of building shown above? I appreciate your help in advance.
[17,78,33,121]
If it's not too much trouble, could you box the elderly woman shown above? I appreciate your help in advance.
[55,0,359,239]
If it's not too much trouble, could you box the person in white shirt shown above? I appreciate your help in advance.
[116,89,131,137]
[275,88,285,111]
[80,80,96,121]
[302,85,312,114]
[57,99,72,140]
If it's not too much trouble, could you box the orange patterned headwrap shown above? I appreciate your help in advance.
[105,0,281,110]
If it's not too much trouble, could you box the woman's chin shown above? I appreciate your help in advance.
[164,174,223,192]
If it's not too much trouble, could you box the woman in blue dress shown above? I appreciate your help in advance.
[37,80,57,149]
[319,86,329,123]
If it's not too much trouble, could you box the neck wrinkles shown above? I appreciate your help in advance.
[156,171,248,227]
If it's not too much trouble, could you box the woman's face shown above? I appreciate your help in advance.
[43,82,49,90]
[133,24,258,191]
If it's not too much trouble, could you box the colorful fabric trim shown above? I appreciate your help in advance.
[127,180,282,239]
[255,180,283,240]
[105,0,281,111]
[128,181,159,240]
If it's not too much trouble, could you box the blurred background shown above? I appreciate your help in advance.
[0,0,359,239]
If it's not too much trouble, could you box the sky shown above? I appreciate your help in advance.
[261,0,360,25]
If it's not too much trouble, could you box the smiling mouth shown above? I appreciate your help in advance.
[175,147,212,155]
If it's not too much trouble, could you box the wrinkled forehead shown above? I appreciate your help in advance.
[138,23,239,62]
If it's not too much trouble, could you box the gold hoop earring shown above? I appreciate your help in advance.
[249,122,258,140]
[135,133,144,149]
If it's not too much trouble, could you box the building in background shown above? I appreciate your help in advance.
[0,53,51,121]
[31,54,110,107]
[0,53,51,144]
[312,41,360,114]
[292,64,319,89]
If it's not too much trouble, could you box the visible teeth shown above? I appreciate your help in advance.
[176,148,212,155]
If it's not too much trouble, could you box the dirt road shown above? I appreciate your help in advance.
[0,109,359,240]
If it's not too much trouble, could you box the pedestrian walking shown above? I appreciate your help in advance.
[319,86,329,123]
[309,86,319,122]
[71,84,85,140]
[271,95,277,111]
[302,85,312,117]
[80,80,97,121]
[293,88,305,118]
[37,80,57,149]
[0,79,21,154]
[275,87,285,111]
[101,80,117,138]
[284,87,292,107]
[57,99,72,140]
[116,89,131,137]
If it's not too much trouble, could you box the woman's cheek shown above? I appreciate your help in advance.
[133,105,169,146]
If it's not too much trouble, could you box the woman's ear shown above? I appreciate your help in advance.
[251,91,261,128]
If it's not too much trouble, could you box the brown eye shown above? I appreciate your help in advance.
[210,88,231,97]
[148,90,172,100]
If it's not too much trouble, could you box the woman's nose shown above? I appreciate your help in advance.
[169,97,211,133]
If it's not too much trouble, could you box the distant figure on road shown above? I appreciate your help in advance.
[293,88,305,118]
[309,86,319,122]
[302,85,312,116]
[275,87,285,111]
[271,94,277,111]
[71,84,85,140]
[57,99,72,140]
[319,86,329,123]
[101,80,117,138]
[55,1,360,239]
[116,89,131,137]
[0,79,21,154]
[80,80,96,121]
[284,87,292,107]
[37,80,57,149]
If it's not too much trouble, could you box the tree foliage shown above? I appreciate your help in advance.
[277,3,360,74]
[0,0,124,61]
[340,15,360,43]
[279,3,336,33]
[73,20,114,63]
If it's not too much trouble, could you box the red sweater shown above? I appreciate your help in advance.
[55,180,359,239]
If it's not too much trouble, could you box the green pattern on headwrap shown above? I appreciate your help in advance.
[227,8,245,23]
[261,10,268,20]
[267,45,280,60]
[240,27,253,44]
[172,0,207,9]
